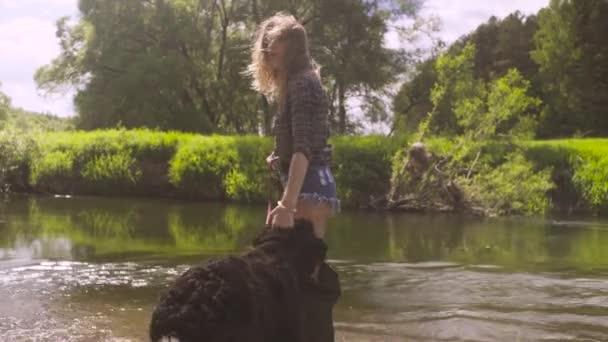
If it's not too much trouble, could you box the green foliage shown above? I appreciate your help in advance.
[0,84,10,123]
[424,137,455,156]
[398,0,608,139]
[30,150,74,188]
[395,12,540,136]
[36,0,425,134]
[392,42,548,216]
[307,0,427,133]
[458,153,554,215]
[225,137,273,202]
[433,44,541,143]
[2,129,408,207]
[526,139,608,211]
[28,129,186,194]
[477,68,541,140]
[2,128,608,214]
[414,43,540,148]
[81,151,142,189]
[532,0,608,137]
[7,109,74,132]
[169,136,241,200]
[572,156,608,209]
[332,135,405,207]
[0,82,74,132]
[169,134,402,206]
[392,59,436,134]
[0,127,37,192]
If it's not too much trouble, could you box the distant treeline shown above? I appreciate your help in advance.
[393,0,608,138]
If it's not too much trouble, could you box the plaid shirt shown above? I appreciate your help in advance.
[273,70,332,172]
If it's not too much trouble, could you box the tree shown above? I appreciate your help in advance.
[532,0,608,137]
[389,44,546,216]
[416,43,540,145]
[37,0,260,133]
[393,12,540,136]
[391,59,435,134]
[306,0,425,133]
[0,83,10,122]
[36,0,426,134]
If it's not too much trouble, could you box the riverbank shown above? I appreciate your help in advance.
[0,129,403,208]
[0,128,606,215]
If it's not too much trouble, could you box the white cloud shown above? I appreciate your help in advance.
[422,0,549,44]
[0,16,74,115]
[0,0,77,116]
[0,17,59,74]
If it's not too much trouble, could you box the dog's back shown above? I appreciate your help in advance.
[149,220,340,342]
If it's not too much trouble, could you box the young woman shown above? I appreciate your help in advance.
[247,13,339,239]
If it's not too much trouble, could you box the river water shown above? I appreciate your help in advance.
[1,195,607,341]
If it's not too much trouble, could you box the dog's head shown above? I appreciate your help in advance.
[253,219,327,277]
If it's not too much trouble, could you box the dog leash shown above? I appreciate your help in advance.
[265,155,281,225]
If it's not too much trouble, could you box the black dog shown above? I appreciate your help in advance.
[149,219,341,342]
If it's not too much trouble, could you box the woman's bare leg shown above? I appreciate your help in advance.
[295,200,333,239]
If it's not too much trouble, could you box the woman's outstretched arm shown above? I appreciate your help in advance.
[281,152,309,209]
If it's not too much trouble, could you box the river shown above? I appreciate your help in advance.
[1,195,607,341]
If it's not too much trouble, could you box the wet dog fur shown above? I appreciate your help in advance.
[149,219,340,342]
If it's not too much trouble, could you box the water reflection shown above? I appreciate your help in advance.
[0,195,608,341]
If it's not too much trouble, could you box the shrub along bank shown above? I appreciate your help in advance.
[1,129,402,208]
[0,128,606,215]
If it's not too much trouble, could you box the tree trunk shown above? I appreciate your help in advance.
[261,96,273,136]
[338,82,346,134]
[251,0,259,23]
[217,0,228,81]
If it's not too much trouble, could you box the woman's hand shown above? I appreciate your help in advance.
[266,152,279,171]
[269,202,295,229]
[267,151,308,229]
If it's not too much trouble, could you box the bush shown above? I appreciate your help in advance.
[29,129,186,195]
[0,127,36,192]
[224,136,273,202]
[169,136,241,200]
[332,135,405,208]
[458,153,554,215]
[2,128,606,215]
[30,150,75,193]
[525,139,608,212]
[169,134,403,207]
[572,156,608,209]
[81,151,142,191]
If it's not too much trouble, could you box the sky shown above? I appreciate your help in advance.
[0,0,548,117]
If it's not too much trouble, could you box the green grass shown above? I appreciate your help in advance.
[400,137,608,215]
[332,134,406,207]
[27,129,193,195]
[0,128,607,213]
[0,129,405,208]
[525,139,608,211]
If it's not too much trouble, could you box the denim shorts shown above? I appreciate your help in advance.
[280,165,341,215]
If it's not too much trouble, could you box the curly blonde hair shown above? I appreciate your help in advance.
[246,12,319,102]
